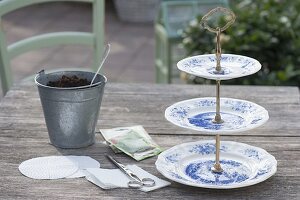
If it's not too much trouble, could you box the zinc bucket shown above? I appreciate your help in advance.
[35,70,107,148]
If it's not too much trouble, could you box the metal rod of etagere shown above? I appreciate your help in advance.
[201,7,236,173]
[211,134,222,173]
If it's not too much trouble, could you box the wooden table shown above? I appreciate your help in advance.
[0,81,299,200]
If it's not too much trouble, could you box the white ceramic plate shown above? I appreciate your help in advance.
[165,97,269,134]
[155,140,277,189]
[177,54,261,80]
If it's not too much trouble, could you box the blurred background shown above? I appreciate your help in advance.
[0,0,299,98]
[1,1,155,86]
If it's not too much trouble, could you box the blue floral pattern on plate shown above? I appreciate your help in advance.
[185,160,250,185]
[165,97,269,134]
[177,54,261,80]
[155,140,277,189]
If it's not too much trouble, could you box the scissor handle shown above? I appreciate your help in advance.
[127,178,156,189]
[128,180,144,189]
[141,178,156,187]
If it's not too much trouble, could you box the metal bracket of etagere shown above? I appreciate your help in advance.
[201,7,236,173]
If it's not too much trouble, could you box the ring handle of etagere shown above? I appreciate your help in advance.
[201,7,236,173]
[201,7,236,33]
[201,7,236,74]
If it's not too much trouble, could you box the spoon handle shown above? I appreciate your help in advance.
[90,44,111,85]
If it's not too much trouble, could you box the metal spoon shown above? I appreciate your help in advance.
[90,44,111,85]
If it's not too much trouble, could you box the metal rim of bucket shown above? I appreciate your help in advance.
[35,71,107,90]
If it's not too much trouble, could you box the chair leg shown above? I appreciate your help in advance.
[166,39,172,84]
[155,33,172,84]
[155,31,168,83]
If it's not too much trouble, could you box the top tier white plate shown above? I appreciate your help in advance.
[177,54,261,80]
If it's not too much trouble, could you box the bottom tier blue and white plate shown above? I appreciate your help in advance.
[155,140,277,189]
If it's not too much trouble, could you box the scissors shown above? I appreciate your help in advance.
[106,155,156,189]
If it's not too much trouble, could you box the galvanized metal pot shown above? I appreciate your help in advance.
[35,70,107,148]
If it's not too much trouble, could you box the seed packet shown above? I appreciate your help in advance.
[101,140,122,153]
[100,126,163,161]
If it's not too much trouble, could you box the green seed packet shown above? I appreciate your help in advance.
[100,126,163,161]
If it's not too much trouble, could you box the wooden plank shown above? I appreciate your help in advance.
[0,176,298,200]
[0,101,299,136]
[3,82,300,104]
[0,118,299,137]
[0,134,299,176]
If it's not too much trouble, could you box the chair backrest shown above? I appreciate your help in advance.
[157,0,228,38]
[0,0,104,95]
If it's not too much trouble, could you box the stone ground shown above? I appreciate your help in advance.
[0,1,156,97]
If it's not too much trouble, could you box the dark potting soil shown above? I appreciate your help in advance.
[47,75,91,88]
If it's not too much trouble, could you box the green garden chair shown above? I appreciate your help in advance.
[0,0,104,95]
[155,0,228,83]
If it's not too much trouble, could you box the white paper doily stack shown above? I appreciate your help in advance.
[19,156,100,179]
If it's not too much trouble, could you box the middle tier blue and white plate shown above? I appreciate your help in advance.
[177,54,261,80]
[165,97,269,133]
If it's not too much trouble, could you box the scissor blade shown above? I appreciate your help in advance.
[106,155,140,182]
[107,155,123,168]
[106,155,130,173]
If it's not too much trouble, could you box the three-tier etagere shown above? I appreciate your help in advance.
[156,7,277,189]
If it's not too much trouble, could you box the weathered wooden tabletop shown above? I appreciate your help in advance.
[0,81,299,200]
